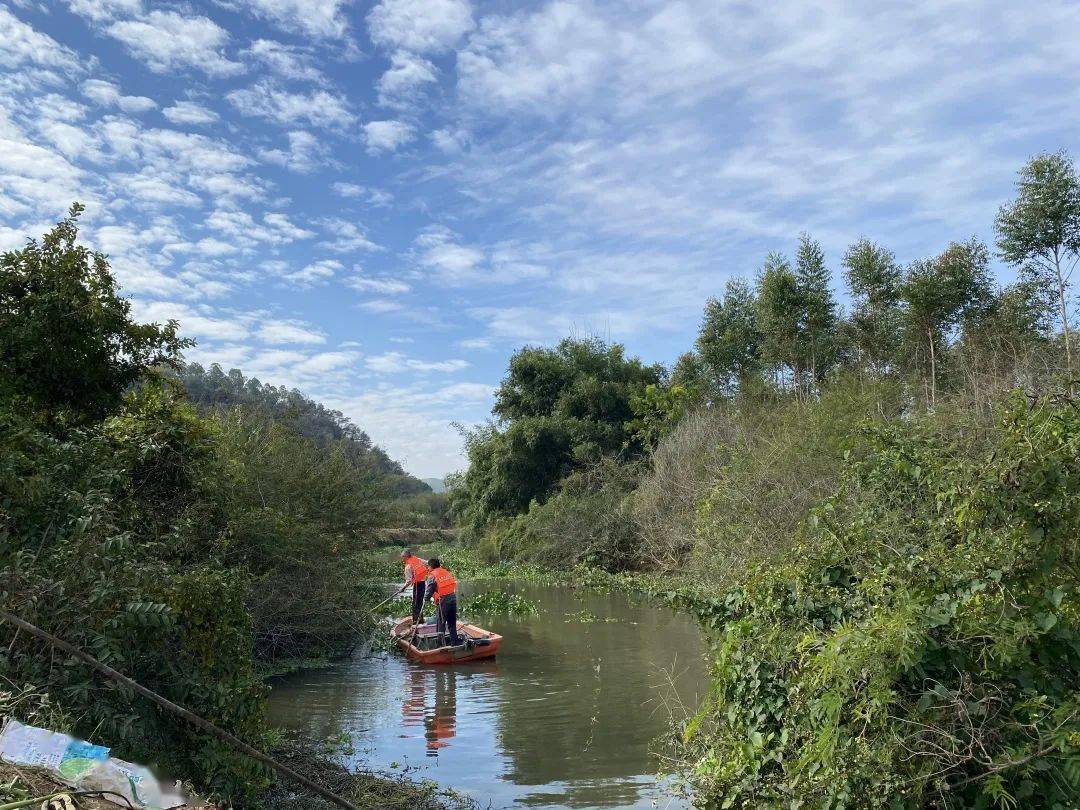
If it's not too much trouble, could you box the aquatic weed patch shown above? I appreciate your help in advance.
[462,590,539,615]
[563,609,619,624]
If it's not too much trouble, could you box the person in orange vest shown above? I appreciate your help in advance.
[401,549,429,626]
[423,557,459,646]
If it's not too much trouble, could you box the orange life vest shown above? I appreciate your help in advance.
[405,556,428,585]
[431,567,456,602]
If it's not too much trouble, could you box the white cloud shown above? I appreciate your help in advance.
[134,301,250,342]
[367,0,473,54]
[348,272,410,294]
[0,128,87,219]
[332,182,365,197]
[205,208,316,246]
[227,81,354,129]
[331,182,393,206]
[246,39,325,82]
[430,127,469,154]
[458,337,492,350]
[66,0,141,22]
[260,130,328,173]
[365,351,468,373]
[106,11,244,76]
[0,6,81,72]
[293,350,357,374]
[81,79,156,113]
[257,320,327,344]
[362,119,414,153]
[431,381,494,403]
[319,218,381,252]
[162,101,218,126]
[411,224,546,286]
[237,0,352,39]
[359,298,404,313]
[287,258,343,286]
[114,168,203,206]
[376,50,437,108]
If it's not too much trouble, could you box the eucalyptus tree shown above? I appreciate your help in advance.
[795,233,838,385]
[755,252,804,392]
[842,238,902,376]
[995,150,1080,372]
[696,277,762,396]
[900,239,992,408]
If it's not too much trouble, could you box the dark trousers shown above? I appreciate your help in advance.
[411,583,425,624]
[436,593,459,646]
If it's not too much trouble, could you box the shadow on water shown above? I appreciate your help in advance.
[267,582,707,809]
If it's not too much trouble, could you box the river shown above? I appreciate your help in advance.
[266,581,707,809]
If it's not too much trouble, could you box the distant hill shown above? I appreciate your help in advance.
[174,363,431,497]
[422,477,447,493]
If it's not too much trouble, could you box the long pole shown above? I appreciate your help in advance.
[0,610,358,810]
[370,585,406,614]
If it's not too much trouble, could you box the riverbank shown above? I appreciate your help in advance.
[264,734,473,810]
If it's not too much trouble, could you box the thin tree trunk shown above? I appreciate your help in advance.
[928,326,937,410]
[1054,249,1072,375]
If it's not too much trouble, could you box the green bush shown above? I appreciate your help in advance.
[0,386,271,803]
[690,375,905,587]
[485,459,642,571]
[678,391,1079,807]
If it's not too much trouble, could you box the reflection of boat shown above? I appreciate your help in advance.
[391,617,502,664]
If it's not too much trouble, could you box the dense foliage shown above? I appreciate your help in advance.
[451,153,1080,804]
[175,362,430,497]
[451,337,662,536]
[680,393,1079,807]
[0,209,407,805]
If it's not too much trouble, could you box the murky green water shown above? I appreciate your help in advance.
[266,581,707,809]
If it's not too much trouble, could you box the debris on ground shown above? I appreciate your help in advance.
[0,718,197,809]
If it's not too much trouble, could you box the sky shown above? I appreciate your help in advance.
[2,0,1078,477]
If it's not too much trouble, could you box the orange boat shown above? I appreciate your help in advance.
[390,617,502,664]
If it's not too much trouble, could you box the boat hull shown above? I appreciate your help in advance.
[390,617,502,664]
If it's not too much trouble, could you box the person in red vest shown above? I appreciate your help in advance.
[423,557,459,646]
[401,549,429,626]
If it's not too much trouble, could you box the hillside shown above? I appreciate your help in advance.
[174,363,431,498]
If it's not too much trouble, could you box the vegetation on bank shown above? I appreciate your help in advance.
[0,209,447,806]
[450,153,1080,806]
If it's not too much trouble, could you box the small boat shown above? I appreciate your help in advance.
[390,617,502,664]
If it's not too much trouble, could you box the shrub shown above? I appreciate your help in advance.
[679,391,1080,807]
[483,459,642,571]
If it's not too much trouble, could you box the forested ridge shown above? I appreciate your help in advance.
[174,362,431,498]
[0,207,429,805]
[451,152,1080,806]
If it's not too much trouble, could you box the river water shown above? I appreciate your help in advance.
[266,582,708,809]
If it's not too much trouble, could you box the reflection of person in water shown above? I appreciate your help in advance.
[401,667,427,732]
[424,670,457,756]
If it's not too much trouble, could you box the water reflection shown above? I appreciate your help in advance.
[267,583,705,808]
[400,666,466,756]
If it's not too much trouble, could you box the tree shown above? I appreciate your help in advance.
[755,253,804,391]
[995,150,1080,372]
[900,239,992,407]
[457,337,662,533]
[795,233,838,385]
[696,278,762,396]
[842,238,902,375]
[0,204,189,419]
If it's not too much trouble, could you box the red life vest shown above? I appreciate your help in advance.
[405,556,428,585]
[431,567,456,602]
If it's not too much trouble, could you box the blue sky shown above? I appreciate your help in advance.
[2,0,1078,477]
